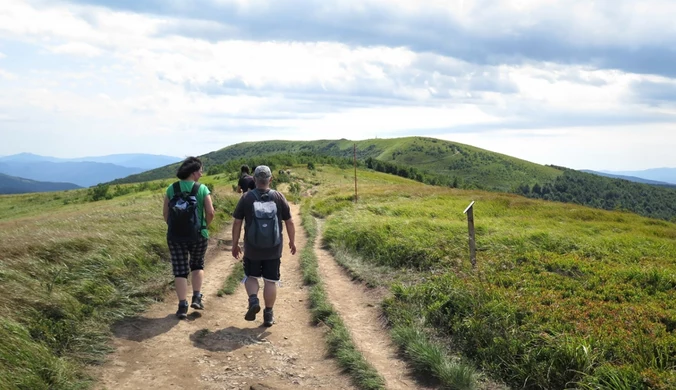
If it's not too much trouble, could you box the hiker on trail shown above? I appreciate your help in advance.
[163,156,215,319]
[231,165,297,327]
[237,165,255,195]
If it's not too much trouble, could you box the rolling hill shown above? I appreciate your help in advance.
[112,137,563,192]
[110,136,676,221]
[0,172,81,194]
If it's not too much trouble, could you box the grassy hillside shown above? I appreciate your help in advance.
[297,165,676,389]
[0,172,81,194]
[111,137,562,193]
[112,136,676,222]
[3,157,675,389]
[0,175,239,389]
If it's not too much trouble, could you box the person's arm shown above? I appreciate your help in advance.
[163,196,169,224]
[284,218,296,255]
[204,194,215,226]
[231,219,243,259]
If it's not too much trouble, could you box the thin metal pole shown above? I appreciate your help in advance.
[354,143,358,202]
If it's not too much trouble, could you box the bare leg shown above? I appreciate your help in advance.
[263,280,277,308]
[245,276,260,296]
[175,277,188,301]
[191,270,204,292]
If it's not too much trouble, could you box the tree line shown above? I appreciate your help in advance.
[365,157,464,188]
[517,167,676,221]
[203,152,357,177]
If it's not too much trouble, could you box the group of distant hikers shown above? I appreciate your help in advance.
[163,158,295,327]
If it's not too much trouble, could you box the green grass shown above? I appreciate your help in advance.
[5,161,676,389]
[0,175,239,389]
[217,262,245,296]
[303,167,676,389]
[299,202,386,390]
[391,326,479,390]
[0,319,86,390]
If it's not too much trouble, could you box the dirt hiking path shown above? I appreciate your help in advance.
[314,220,426,390]
[94,204,428,390]
[94,205,354,390]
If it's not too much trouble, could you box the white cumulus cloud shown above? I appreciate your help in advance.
[0,0,673,170]
[50,42,103,57]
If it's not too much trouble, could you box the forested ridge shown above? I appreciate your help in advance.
[517,166,676,222]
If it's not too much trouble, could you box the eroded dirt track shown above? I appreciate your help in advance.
[94,204,427,390]
[94,205,354,390]
[314,220,427,390]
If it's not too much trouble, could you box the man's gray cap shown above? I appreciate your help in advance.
[254,165,272,180]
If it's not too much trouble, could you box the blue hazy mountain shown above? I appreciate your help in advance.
[597,168,676,185]
[0,152,66,163]
[0,172,81,194]
[0,153,181,170]
[0,161,144,187]
[66,153,182,170]
[580,170,675,186]
[0,153,182,187]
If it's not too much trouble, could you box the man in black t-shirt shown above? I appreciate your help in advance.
[231,165,296,327]
[236,165,255,195]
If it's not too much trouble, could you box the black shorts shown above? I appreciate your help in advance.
[243,257,280,282]
[167,237,208,277]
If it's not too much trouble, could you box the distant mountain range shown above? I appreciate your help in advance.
[0,153,182,190]
[0,172,81,194]
[581,170,676,187]
[0,153,182,170]
[596,168,676,185]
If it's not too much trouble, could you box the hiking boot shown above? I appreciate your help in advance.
[263,308,274,327]
[191,294,204,310]
[176,302,189,319]
[244,296,260,321]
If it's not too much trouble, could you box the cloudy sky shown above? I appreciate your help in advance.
[0,0,675,170]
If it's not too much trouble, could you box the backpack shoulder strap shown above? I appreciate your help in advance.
[172,181,182,196]
[190,182,200,196]
[251,188,261,201]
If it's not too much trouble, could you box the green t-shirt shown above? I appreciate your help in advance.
[166,181,211,239]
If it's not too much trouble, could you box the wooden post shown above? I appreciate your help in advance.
[354,143,358,202]
[463,201,476,269]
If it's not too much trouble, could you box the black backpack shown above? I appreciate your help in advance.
[241,174,255,193]
[167,182,202,242]
[246,189,281,249]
